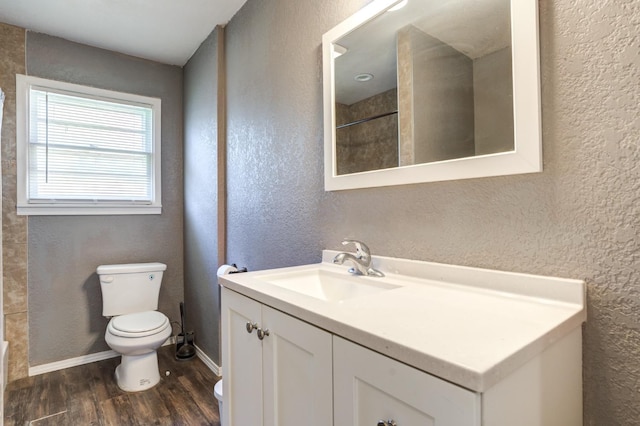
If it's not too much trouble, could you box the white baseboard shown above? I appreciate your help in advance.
[195,344,222,377]
[26,337,216,377]
[28,337,175,377]
[29,349,119,376]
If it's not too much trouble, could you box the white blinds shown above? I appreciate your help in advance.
[28,88,154,203]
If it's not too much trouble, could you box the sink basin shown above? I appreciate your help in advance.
[256,268,400,302]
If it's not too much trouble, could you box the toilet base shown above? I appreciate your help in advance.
[115,351,161,392]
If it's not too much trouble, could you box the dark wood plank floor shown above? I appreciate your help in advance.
[4,345,221,426]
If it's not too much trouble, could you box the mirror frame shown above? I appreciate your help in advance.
[322,0,541,191]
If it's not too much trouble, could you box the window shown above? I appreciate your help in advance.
[16,74,161,215]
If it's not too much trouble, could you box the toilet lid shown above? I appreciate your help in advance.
[109,311,169,337]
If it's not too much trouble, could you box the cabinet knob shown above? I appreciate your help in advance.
[257,328,270,340]
[246,321,258,334]
[377,421,397,426]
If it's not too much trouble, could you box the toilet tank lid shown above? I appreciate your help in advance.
[97,262,167,275]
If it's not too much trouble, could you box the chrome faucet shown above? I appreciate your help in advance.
[333,239,384,277]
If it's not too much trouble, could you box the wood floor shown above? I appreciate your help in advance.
[4,345,221,425]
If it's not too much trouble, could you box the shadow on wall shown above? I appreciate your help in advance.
[83,273,110,353]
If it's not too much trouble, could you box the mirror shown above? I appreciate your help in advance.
[322,0,541,191]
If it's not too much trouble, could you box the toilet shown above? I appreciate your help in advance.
[97,262,172,392]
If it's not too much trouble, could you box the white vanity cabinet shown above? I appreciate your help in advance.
[333,336,480,426]
[219,251,586,426]
[331,329,583,426]
[221,287,333,426]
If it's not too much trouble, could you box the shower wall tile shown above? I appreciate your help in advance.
[335,89,398,175]
[3,243,27,314]
[0,22,28,382]
[397,26,413,167]
[2,173,27,245]
[5,312,28,381]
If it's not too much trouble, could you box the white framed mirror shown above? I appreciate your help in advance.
[322,0,541,191]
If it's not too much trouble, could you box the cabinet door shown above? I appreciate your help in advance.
[221,288,263,426]
[262,306,333,426]
[333,337,480,426]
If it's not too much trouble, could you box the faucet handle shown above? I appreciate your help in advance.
[341,239,371,259]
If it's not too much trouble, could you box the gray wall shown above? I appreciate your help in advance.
[183,28,221,364]
[225,0,333,272]
[225,0,640,424]
[26,32,184,365]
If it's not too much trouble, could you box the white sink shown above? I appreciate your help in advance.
[255,268,400,302]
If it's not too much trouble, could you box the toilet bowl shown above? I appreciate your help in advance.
[105,310,171,391]
[97,262,170,392]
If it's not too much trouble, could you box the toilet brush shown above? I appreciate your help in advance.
[176,301,196,360]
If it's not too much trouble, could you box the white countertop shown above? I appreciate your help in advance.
[219,251,586,392]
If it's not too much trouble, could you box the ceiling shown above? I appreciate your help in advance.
[0,0,248,66]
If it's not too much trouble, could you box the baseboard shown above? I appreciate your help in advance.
[195,344,222,377]
[29,349,119,376]
[28,337,176,377]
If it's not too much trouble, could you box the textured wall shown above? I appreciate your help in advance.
[225,0,640,424]
[225,0,344,272]
[25,33,184,366]
[0,23,28,381]
[184,28,222,365]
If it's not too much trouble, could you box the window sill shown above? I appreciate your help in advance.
[17,204,162,216]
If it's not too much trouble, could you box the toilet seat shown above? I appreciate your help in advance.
[108,311,170,338]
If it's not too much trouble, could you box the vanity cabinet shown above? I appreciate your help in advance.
[222,288,479,426]
[333,336,480,426]
[221,287,333,426]
[220,253,585,426]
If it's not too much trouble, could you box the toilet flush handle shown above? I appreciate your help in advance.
[101,276,114,283]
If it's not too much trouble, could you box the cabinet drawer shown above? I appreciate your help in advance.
[333,336,480,426]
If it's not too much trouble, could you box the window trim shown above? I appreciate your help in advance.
[16,74,162,216]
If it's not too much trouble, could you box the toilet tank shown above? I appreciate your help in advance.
[97,262,167,317]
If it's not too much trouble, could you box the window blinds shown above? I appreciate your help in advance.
[28,88,154,203]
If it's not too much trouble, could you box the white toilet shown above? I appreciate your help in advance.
[97,262,172,392]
